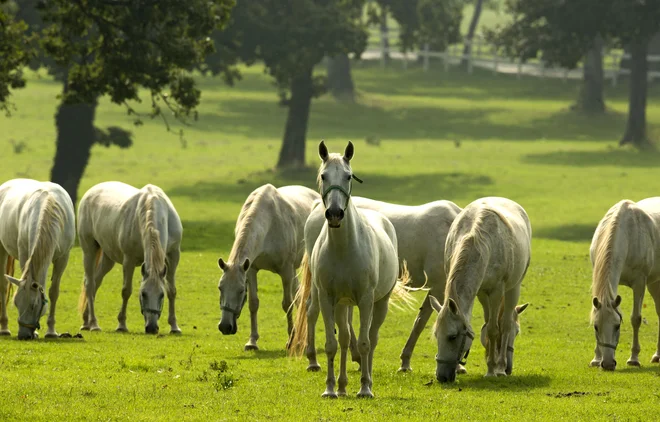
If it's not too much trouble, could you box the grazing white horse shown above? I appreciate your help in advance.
[430,197,531,382]
[292,141,412,398]
[288,197,462,373]
[77,182,183,335]
[589,198,660,371]
[216,183,319,350]
[0,179,75,340]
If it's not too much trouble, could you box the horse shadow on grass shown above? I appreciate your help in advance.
[534,224,596,242]
[233,349,288,360]
[433,373,552,392]
[179,220,237,252]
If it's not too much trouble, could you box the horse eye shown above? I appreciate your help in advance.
[346,174,352,181]
[448,334,457,341]
[320,174,325,181]
[594,325,599,333]
[615,325,620,331]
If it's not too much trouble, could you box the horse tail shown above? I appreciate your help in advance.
[389,259,416,311]
[78,248,103,314]
[287,251,312,357]
[5,256,15,306]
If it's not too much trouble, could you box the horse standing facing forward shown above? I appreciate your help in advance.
[77,182,183,335]
[589,198,660,371]
[0,179,75,340]
[294,141,412,398]
[216,183,319,351]
[431,197,531,382]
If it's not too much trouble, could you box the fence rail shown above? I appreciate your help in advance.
[362,27,660,85]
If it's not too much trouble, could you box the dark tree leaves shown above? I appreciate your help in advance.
[0,0,34,114]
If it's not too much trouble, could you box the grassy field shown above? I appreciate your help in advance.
[1,63,660,421]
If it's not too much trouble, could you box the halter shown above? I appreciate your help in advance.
[595,308,623,350]
[18,293,48,331]
[321,174,363,210]
[139,294,163,317]
[436,328,475,366]
[221,293,248,316]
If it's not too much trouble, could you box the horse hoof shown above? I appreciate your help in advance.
[170,329,182,335]
[337,391,347,397]
[244,344,259,351]
[307,364,321,372]
[357,390,374,398]
[116,326,129,333]
[80,326,90,331]
[90,326,102,332]
[44,332,59,339]
[651,355,660,364]
[484,372,496,377]
[496,371,507,377]
[589,359,602,367]
[398,366,412,373]
[321,391,338,399]
[0,330,11,336]
[626,359,641,367]
[457,364,468,374]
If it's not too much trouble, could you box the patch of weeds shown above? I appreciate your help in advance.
[197,360,236,391]
[179,343,200,370]
[81,390,96,398]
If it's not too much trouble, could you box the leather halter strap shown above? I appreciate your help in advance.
[436,329,475,366]
[595,308,623,350]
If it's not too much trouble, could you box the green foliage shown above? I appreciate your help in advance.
[36,0,236,123]
[369,0,463,52]
[487,0,660,67]
[0,0,34,114]
[218,0,368,99]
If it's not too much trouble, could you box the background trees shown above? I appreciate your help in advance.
[0,0,32,114]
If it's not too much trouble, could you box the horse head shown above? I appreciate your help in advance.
[5,275,48,340]
[591,295,622,371]
[217,257,250,335]
[318,140,361,229]
[429,295,474,383]
[139,263,167,334]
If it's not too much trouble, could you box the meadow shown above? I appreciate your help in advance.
[1,59,660,421]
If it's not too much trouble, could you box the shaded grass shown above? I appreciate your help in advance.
[0,62,660,420]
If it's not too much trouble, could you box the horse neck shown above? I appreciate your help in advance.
[24,192,62,284]
[228,208,272,265]
[446,248,488,326]
[325,199,360,249]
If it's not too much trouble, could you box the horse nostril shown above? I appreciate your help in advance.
[325,209,331,219]
[338,209,344,220]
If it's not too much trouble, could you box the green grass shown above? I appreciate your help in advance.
[1,63,660,421]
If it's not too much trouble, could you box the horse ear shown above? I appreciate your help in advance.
[140,263,147,278]
[343,141,354,162]
[218,258,227,271]
[447,298,459,315]
[242,258,250,272]
[428,295,442,313]
[592,297,601,310]
[319,140,329,162]
[515,303,529,314]
[160,265,167,279]
[613,295,622,308]
[5,275,21,287]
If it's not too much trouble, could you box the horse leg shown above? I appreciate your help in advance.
[348,307,361,366]
[244,268,260,351]
[498,288,521,376]
[364,293,390,397]
[484,293,502,377]
[280,265,296,338]
[116,259,135,332]
[44,253,69,338]
[306,285,321,372]
[81,253,114,328]
[166,249,181,334]
[336,305,350,397]
[81,243,102,331]
[627,280,645,367]
[319,292,338,398]
[0,248,11,335]
[399,290,438,372]
[356,292,375,398]
[646,280,660,363]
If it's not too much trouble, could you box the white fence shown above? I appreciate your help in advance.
[363,27,660,86]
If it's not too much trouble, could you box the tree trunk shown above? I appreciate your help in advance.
[461,0,484,70]
[277,69,313,169]
[380,8,390,65]
[50,82,98,206]
[327,53,355,102]
[620,37,649,148]
[577,35,605,113]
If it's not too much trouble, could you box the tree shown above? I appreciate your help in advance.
[577,35,605,114]
[327,54,356,102]
[218,0,368,169]
[15,0,237,205]
[461,0,485,70]
[0,0,33,114]
[488,0,660,148]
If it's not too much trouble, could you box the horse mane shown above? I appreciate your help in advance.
[444,208,511,301]
[591,202,628,304]
[137,189,167,287]
[228,185,276,263]
[22,190,66,281]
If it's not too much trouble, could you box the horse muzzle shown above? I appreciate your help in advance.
[218,313,238,335]
[435,365,457,383]
[600,359,617,371]
[325,207,344,228]
[145,322,159,335]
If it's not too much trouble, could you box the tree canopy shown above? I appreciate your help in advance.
[216,0,369,168]
[0,0,33,114]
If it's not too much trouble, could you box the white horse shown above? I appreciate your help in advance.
[430,197,531,382]
[589,198,660,371]
[288,197,462,373]
[293,141,412,398]
[0,179,75,340]
[77,182,183,335]
[216,183,319,350]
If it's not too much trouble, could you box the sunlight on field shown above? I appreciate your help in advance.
[1,62,660,420]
